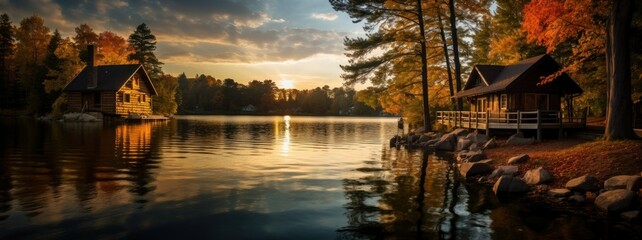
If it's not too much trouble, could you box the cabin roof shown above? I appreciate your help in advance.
[455,54,583,98]
[62,64,157,95]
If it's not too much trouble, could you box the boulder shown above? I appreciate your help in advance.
[594,189,636,212]
[78,113,98,122]
[456,138,473,151]
[621,211,639,221]
[507,154,529,164]
[418,134,433,143]
[408,134,421,143]
[547,188,572,197]
[569,194,586,203]
[506,132,534,145]
[413,127,426,134]
[478,159,495,164]
[457,150,486,162]
[466,132,489,143]
[604,175,634,190]
[468,142,481,151]
[524,167,552,185]
[435,133,457,151]
[451,128,469,137]
[459,162,494,178]
[626,176,642,192]
[565,174,601,192]
[490,165,519,178]
[482,138,498,150]
[493,176,529,194]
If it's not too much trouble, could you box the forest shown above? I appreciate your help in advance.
[331,0,641,139]
[0,0,641,137]
[0,14,382,117]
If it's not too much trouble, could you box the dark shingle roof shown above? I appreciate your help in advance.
[455,54,582,98]
[63,64,156,95]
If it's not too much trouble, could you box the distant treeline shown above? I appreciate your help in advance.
[0,13,384,117]
[176,74,382,116]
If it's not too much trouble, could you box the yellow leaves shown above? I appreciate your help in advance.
[488,34,522,65]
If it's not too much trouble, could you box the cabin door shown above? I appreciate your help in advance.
[476,98,487,112]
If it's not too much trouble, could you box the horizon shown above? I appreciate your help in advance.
[0,0,365,90]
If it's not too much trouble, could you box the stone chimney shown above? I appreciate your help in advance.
[87,45,97,89]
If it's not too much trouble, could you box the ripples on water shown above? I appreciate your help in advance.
[0,116,632,239]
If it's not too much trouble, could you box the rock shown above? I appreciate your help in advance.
[604,175,634,190]
[566,174,601,192]
[594,189,636,212]
[413,127,426,134]
[569,194,586,203]
[490,166,519,178]
[626,176,642,192]
[456,138,473,151]
[482,138,498,150]
[493,176,529,194]
[547,188,572,197]
[451,128,469,137]
[409,134,421,143]
[468,142,481,151]
[418,134,433,143]
[78,113,98,122]
[457,150,486,162]
[507,154,529,164]
[459,162,494,178]
[478,159,495,164]
[435,133,457,151]
[465,132,489,143]
[506,132,534,145]
[621,210,639,221]
[524,167,552,185]
[389,136,401,147]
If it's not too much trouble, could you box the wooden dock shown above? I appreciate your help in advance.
[436,110,587,140]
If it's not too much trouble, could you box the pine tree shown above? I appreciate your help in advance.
[128,23,163,79]
[0,13,15,108]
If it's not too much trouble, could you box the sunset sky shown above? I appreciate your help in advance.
[1,0,365,89]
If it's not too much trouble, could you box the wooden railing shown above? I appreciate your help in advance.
[437,108,587,131]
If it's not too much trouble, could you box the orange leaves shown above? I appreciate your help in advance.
[522,0,608,53]
[96,31,135,65]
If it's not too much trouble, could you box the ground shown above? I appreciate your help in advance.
[485,137,642,188]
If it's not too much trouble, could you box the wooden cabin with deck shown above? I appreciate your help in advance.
[436,54,587,140]
[63,45,157,117]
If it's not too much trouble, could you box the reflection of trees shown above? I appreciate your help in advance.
[0,119,165,221]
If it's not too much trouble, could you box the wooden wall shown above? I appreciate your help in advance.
[115,73,153,115]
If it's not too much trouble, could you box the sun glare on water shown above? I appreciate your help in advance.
[279,80,294,89]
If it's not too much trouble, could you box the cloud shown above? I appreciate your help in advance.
[311,13,338,21]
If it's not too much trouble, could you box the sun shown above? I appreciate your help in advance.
[279,80,295,89]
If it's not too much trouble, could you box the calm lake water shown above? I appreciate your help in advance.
[0,116,635,239]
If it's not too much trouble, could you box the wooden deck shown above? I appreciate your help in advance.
[436,110,586,140]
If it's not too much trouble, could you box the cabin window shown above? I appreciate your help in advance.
[500,94,508,109]
[126,79,133,88]
[142,94,146,102]
[118,92,124,102]
[476,98,488,112]
[125,93,131,103]
[94,92,101,107]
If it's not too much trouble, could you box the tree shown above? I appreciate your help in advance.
[15,15,51,114]
[72,23,98,65]
[0,13,15,108]
[128,23,163,79]
[447,0,463,110]
[604,0,636,140]
[153,74,179,115]
[128,23,177,115]
[97,31,134,65]
[330,0,432,129]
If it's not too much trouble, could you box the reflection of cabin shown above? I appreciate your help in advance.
[437,54,586,139]
[63,45,157,116]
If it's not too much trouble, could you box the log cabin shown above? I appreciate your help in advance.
[63,45,157,116]
[437,54,586,139]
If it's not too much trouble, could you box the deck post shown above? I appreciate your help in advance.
[536,109,542,141]
[509,110,522,132]
[485,110,490,136]
[558,111,563,139]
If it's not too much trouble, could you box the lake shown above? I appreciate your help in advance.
[0,115,633,239]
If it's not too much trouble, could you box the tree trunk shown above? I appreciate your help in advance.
[448,0,463,111]
[417,0,431,131]
[436,1,456,106]
[604,0,636,140]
